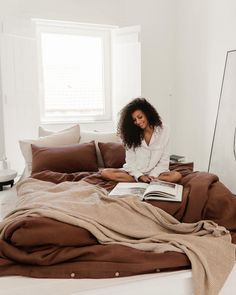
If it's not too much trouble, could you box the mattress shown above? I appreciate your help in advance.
[0,265,236,295]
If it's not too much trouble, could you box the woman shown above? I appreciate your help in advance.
[101,98,181,183]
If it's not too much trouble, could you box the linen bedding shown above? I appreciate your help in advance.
[0,163,236,295]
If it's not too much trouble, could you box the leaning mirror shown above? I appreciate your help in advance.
[208,49,236,195]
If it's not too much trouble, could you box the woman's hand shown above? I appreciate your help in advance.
[138,175,153,183]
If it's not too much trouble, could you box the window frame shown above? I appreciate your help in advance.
[34,19,116,124]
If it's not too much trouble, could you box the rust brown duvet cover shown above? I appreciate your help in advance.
[0,163,235,279]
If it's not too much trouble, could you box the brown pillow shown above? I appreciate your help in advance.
[31,141,98,173]
[98,142,125,168]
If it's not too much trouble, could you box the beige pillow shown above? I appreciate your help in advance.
[38,125,79,137]
[20,124,80,173]
[39,126,121,167]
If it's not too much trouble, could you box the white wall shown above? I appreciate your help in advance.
[0,0,175,172]
[0,66,4,159]
[172,0,209,170]
[0,0,126,25]
[123,0,175,124]
[1,0,236,173]
[0,0,127,171]
[172,0,236,171]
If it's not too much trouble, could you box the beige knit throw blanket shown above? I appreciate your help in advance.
[0,178,235,295]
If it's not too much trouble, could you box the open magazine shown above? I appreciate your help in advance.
[109,180,183,202]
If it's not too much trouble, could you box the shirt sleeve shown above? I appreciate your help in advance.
[123,148,143,181]
[149,126,170,177]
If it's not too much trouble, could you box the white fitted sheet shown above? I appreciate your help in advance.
[0,266,236,295]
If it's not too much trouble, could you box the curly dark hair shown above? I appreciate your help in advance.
[117,98,162,149]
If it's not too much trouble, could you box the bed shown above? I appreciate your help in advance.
[0,125,236,295]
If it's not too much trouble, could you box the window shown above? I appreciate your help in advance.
[34,20,115,123]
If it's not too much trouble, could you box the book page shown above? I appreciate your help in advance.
[144,180,177,198]
[144,180,183,202]
[109,182,148,198]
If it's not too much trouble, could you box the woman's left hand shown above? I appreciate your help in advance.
[138,175,153,183]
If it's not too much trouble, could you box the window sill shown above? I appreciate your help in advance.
[40,119,113,125]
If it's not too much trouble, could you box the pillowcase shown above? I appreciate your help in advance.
[79,131,121,167]
[20,124,80,174]
[38,125,80,137]
[39,125,121,167]
[31,141,98,174]
[98,142,126,168]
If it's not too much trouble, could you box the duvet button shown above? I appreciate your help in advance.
[70,272,76,278]
[115,271,120,277]
[156,268,160,273]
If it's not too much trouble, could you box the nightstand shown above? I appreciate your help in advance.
[0,169,17,191]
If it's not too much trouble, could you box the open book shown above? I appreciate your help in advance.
[109,180,183,202]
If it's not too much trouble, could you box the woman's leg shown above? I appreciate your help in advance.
[157,171,182,183]
[101,168,135,182]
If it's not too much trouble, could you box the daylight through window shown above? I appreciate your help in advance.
[35,20,113,123]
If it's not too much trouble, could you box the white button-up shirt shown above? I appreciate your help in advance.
[123,125,170,180]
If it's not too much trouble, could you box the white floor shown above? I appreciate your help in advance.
[0,186,235,295]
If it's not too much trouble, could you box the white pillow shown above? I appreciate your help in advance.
[39,126,121,167]
[38,125,79,137]
[20,124,80,174]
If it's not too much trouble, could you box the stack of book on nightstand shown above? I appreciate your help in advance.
[170,154,185,163]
